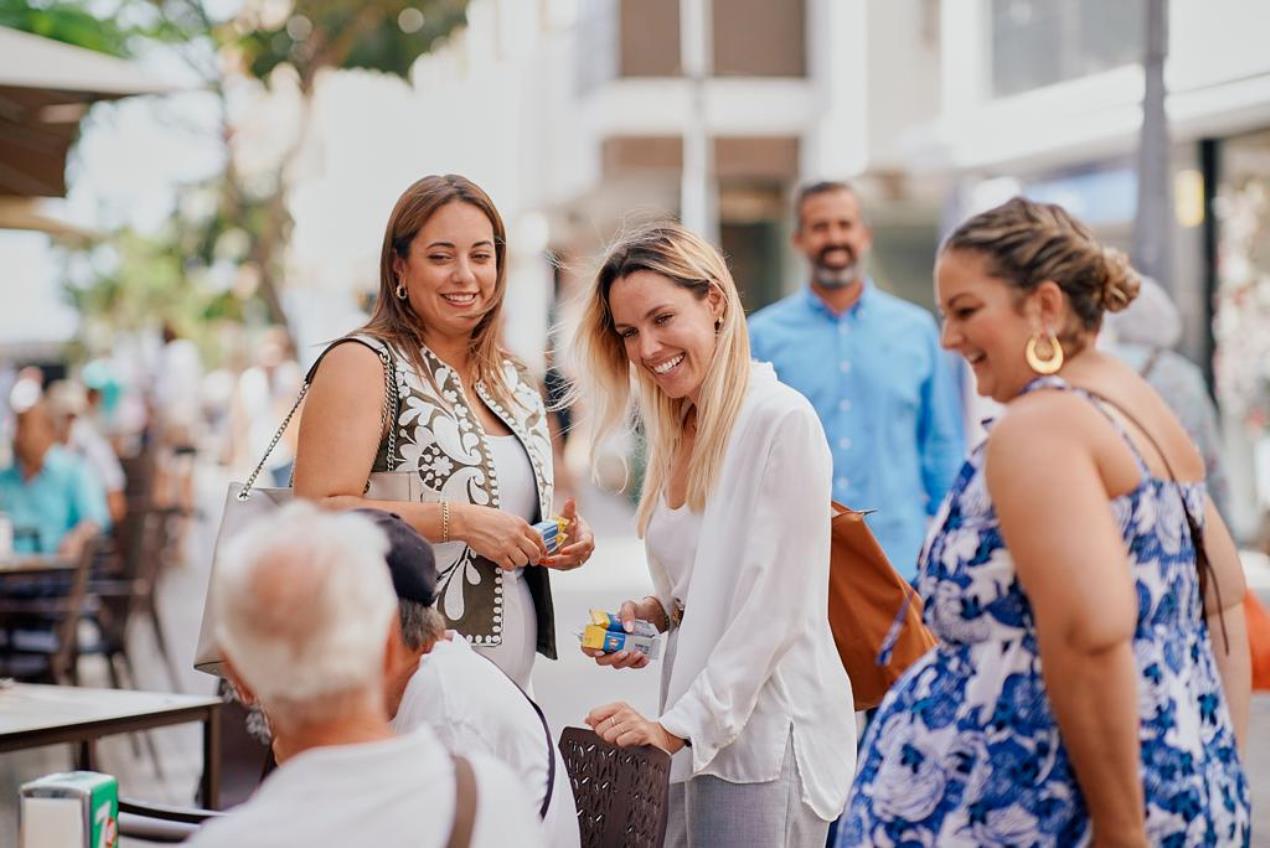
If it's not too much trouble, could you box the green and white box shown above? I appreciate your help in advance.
[20,771,118,848]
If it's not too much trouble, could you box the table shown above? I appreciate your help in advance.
[0,683,222,808]
[0,555,74,576]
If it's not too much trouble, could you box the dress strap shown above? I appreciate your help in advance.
[1021,377,1152,480]
[1070,387,1230,654]
[1070,389,1154,482]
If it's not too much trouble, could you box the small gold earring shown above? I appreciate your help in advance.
[714,316,723,333]
[1025,329,1064,374]
[395,282,407,300]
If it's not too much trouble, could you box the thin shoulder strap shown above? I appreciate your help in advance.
[1080,388,1230,653]
[1077,388,1180,483]
[238,335,397,499]
[446,754,478,848]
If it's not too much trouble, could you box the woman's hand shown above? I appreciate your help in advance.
[452,503,547,570]
[540,498,595,571]
[580,596,663,669]
[586,701,685,754]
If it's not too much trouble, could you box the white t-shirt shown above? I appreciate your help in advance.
[391,635,581,848]
[187,726,544,848]
[68,418,124,492]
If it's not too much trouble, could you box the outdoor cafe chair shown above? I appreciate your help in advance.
[558,726,671,848]
[0,536,100,685]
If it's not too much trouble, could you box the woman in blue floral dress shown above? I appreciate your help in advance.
[843,197,1251,847]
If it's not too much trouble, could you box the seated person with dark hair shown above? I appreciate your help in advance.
[361,509,581,848]
[190,503,543,848]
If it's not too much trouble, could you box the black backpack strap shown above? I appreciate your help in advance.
[473,652,555,818]
[525,688,556,820]
[446,754,477,848]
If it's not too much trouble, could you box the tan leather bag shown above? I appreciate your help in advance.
[827,502,937,710]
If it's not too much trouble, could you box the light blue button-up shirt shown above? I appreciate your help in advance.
[0,445,110,554]
[749,283,965,579]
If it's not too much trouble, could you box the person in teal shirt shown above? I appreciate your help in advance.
[0,395,109,556]
[749,181,964,580]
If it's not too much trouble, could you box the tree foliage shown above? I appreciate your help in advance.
[4,0,470,353]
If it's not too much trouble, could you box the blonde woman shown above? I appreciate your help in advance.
[572,223,856,847]
[294,175,595,691]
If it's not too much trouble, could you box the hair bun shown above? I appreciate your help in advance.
[1100,247,1140,313]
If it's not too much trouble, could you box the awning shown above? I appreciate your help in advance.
[0,196,96,240]
[0,26,176,198]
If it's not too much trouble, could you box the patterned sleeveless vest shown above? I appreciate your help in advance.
[354,334,557,659]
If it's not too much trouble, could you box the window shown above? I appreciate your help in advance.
[990,0,1145,97]
[712,0,805,77]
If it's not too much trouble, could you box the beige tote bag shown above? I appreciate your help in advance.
[193,340,422,676]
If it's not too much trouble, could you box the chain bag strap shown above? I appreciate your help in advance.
[236,343,398,502]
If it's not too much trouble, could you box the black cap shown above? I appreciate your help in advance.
[352,509,438,606]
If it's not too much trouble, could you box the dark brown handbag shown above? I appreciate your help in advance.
[827,502,937,710]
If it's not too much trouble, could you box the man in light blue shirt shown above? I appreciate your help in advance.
[749,181,964,579]
[0,397,109,556]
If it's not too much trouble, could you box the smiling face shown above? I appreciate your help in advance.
[936,248,1052,403]
[392,200,499,344]
[793,188,872,289]
[608,270,723,403]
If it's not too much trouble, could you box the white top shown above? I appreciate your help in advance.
[650,362,857,821]
[487,433,538,583]
[391,635,580,848]
[68,418,124,492]
[646,497,701,607]
[187,726,544,848]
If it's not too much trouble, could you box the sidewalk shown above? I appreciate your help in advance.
[1,462,1266,845]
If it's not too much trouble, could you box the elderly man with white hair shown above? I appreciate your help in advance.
[189,502,544,848]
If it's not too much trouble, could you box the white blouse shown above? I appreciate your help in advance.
[649,362,857,821]
[646,496,701,610]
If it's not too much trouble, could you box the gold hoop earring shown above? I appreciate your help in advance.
[714,316,722,333]
[1025,330,1064,375]
[395,282,407,300]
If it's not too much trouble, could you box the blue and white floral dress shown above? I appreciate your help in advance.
[842,378,1250,847]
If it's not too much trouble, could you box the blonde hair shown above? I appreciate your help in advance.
[567,223,750,533]
[943,196,1141,335]
[363,174,515,408]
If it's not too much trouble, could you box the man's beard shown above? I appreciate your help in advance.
[812,245,861,289]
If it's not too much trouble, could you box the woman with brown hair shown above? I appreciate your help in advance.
[293,174,594,690]
[843,197,1250,846]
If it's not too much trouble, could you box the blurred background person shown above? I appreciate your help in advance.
[45,379,127,524]
[194,502,542,848]
[227,326,303,487]
[294,174,595,693]
[749,181,964,580]
[151,323,202,512]
[0,382,109,557]
[846,198,1250,846]
[1104,275,1232,522]
[572,223,856,848]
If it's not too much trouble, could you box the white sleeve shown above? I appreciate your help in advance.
[657,405,832,773]
[80,424,125,492]
[469,755,546,848]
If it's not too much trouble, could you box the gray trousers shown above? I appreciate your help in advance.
[664,735,830,848]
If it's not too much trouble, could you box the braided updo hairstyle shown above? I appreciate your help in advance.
[943,197,1141,333]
